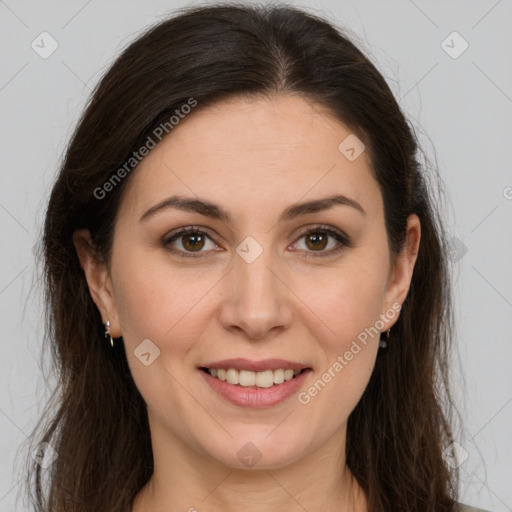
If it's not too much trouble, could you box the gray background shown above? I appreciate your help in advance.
[1,0,511,510]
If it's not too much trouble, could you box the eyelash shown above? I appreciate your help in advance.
[162,224,350,259]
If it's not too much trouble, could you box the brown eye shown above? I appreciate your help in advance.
[304,232,328,251]
[293,225,350,257]
[162,227,218,258]
[181,232,206,251]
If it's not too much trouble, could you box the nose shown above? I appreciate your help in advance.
[219,241,293,340]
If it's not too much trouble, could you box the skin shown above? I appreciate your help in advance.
[74,94,420,512]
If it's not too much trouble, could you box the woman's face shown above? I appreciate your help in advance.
[78,94,419,470]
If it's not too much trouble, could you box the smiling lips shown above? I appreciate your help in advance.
[198,358,312,407]
[199,368,312,409]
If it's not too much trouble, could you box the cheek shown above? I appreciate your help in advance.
[292,250,387,409]
[296,271,382,425]
[296,256,389,344]
[111,250,218,354]
[110,255,208,409]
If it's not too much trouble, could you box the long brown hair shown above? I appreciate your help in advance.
[21,3,460,511]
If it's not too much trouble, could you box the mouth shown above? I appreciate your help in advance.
[199,366,309,388]
[198,362,313,408]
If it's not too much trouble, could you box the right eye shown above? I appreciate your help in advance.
[162,226,220,258]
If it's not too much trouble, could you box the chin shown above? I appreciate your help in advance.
[204,433,303,470]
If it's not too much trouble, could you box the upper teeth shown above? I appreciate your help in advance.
[208,368,302,388]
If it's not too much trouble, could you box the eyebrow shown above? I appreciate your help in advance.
[139,193,366,223]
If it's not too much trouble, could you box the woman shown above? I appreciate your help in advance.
[24,3,489,511]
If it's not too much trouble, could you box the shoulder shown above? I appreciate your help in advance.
[458,503,491,512]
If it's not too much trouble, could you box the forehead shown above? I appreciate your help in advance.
[119,94,381,222]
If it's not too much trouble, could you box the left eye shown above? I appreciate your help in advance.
[291,226,349,256]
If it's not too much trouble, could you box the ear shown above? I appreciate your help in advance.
[73,228,122,338]
[381,213,421,329]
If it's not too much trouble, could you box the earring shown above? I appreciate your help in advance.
[105,320,114,348]
[379,328,390,349]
